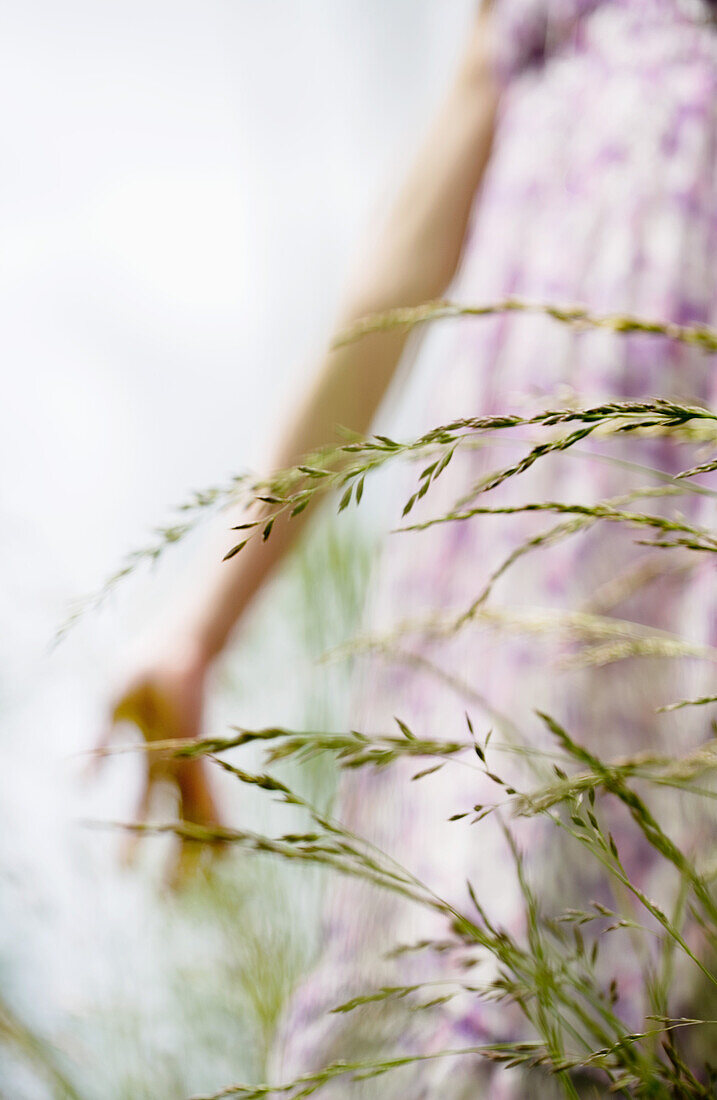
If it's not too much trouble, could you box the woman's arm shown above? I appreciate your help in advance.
[104,10,499,851]
[184,13,499,666]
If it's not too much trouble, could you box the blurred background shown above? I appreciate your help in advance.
[0,1,475,1096]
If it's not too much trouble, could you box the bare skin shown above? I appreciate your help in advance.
[101,6,500,876]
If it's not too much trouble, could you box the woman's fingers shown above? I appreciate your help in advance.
[176,756,219,825]
[119,778,153,869]
[82,719,116,781]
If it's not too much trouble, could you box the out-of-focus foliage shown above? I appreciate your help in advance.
[12,300,717,1097]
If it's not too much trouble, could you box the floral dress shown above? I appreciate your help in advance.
[276,1,717,1095]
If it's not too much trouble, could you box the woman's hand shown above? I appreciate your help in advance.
[98,638,222,883]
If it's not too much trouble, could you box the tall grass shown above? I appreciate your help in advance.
[87,301,717,1095]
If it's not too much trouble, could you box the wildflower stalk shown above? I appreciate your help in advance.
[333,299,717,355]
[78,297,717,1093]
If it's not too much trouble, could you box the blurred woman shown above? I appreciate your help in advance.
[107,0,717,1094]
